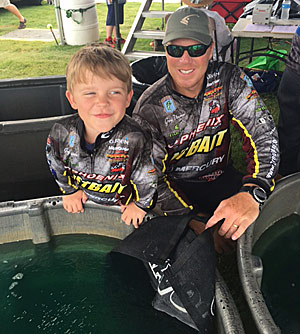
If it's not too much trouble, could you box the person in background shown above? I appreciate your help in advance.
[104,0,126,48]
[133,7,280,251]
[0,0,26,29]
[277,25,300,176]
[46,43,157,228]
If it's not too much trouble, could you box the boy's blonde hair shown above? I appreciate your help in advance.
[66,43,132,94]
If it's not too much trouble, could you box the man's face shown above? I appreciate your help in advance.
[66,70,133,144]
[165,38,214,98]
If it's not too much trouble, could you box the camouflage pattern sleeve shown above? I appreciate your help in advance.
[228,67,280,194]
[128,131,158,211]
[46,123,79,195]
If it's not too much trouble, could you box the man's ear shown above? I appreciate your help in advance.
[65,90,77,110]
[208,17,216,60]
[208,41,215,60]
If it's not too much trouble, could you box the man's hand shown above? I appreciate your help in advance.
[120,202,146,228]
[205,191,260,240]
[62,190,88,213]
[189,214,235,254]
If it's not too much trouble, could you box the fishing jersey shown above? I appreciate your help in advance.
[133,61,279,215]
[46,114,157,211]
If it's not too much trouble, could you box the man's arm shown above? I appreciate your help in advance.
[206,67,280,239]
[229,67,280,192]
[128,131,158,212]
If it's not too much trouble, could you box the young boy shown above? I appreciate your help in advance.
[46,43,157,228]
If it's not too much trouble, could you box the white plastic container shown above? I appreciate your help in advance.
[60,0,99,46]
[281,0,291,20]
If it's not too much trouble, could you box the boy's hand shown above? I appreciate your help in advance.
[63,190,88,213]
[120,202,146,229]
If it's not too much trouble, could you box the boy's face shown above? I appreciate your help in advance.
[66,70,133,143]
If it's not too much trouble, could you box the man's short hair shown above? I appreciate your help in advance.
[163,7,212,46]
[66,43,132,93]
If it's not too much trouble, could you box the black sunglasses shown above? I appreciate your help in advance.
[165,43,211,58]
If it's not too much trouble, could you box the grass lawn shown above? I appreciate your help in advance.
[0,1,181,78]
[0,1,289,76]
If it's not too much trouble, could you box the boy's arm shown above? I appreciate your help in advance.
[63,190,88,213]
[46,124,79,195]
[47,133,87,213]
[120,202,146,228]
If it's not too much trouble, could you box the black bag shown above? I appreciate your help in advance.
[246,69,282,93]
[112,215,216,333]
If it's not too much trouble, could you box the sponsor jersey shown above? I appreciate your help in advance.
[133,61,279,215]
[46,114,157,210]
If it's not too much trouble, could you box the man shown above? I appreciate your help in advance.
[133,7,279,246]
[277,25,300,176]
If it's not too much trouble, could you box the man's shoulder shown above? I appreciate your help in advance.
[121,114,144,130]
[118,114,150,140]
[209,61,240,76]
[136,74,169,106]
[207,62,245,88]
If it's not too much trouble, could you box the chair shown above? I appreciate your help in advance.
[209,0,252,23]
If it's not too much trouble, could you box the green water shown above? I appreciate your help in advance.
[253,214,300,334]
[0,234,196,334]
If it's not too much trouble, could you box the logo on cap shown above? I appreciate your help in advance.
[180,14,199,26]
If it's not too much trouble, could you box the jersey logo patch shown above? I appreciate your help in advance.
[69,134,75,147]
[241,73,253,88]
[162,97,176,113]
[209,100,220,114]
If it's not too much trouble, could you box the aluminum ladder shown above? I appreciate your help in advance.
[122,0,178,60]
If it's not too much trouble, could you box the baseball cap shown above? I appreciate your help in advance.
[163,7,212,46]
